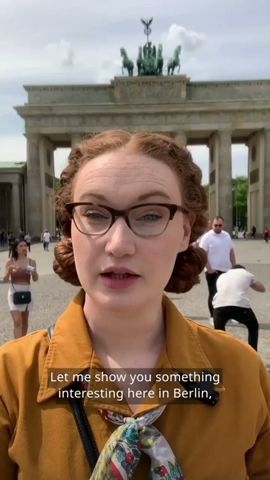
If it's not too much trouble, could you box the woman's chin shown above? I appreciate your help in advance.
[86,289,144,312]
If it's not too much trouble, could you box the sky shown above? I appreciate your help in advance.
[0,0,269,183]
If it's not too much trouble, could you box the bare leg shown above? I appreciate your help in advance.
[21,311,29,336]
[11,311,24,338]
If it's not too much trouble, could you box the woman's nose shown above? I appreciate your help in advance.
[104,218,136,257]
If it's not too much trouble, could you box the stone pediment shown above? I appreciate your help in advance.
[112,75,190,103]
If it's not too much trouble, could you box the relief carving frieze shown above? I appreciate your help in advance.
[112,76,189,103]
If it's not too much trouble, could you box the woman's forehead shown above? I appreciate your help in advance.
[72,151,182,204]
[74,150,181,191]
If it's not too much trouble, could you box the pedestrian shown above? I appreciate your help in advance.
[24,232,31,252]
[199,216,236,324]
[0,230,5,248]
[0,131,269,478]
[56,226,61,241]
[263,227,269,243]
[41,229,51,251]
[213,264,265,350]
[251,225,256,239]
[2,238,38,338]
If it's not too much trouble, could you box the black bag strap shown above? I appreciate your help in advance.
[68,381,100,470]
[47,326,99,470]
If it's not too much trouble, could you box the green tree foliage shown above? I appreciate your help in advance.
[203,177,248,228]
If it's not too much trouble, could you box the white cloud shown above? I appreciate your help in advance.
[162,24,205,57]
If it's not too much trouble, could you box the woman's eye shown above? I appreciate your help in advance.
[84,211,108,220]
[139,213,162,222]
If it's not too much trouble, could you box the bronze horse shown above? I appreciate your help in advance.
[120,48,134,76]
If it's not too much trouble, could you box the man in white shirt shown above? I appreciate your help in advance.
[42,229,51,251]
[199,216,236,321]
[213,265,265,350]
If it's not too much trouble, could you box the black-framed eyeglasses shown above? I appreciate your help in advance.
[213,224,223,227]
[65,202,189,237]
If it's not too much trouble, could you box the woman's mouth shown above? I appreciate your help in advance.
[101,272,138,279]
[100,270,140,289]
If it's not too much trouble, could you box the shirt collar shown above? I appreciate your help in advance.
[37,291,221,403]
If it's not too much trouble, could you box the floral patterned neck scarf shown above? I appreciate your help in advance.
[90,406,185,479]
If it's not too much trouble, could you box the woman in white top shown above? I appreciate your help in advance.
[212,264,265,350]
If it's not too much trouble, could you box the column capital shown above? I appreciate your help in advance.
[217,129,232,141]
[25,132,41,141]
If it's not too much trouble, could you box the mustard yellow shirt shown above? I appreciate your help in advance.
[0,291,269,479]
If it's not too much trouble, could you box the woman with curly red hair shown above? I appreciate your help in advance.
[0,130,269,479]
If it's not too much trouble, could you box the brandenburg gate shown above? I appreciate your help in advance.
[15,75,270,237]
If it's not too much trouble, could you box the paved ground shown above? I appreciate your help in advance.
[0,240,269,367]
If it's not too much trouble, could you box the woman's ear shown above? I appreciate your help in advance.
[178,213,195,252]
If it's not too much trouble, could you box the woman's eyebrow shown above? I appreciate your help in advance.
[78,191,171,202]
[137,191,171,201]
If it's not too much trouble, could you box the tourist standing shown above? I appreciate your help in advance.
[3,239,38,338]
[213,265,265,350]
[199,216,236,323]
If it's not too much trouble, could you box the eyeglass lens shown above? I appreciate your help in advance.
[73,204,172,236]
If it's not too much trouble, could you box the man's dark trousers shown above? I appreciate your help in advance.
[213,306,259,350]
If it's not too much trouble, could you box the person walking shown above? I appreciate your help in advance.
[199,216,236,323]
[24,232,31,252]
[3,239,38,338]
[251,225,256,239]
[41,229,51,251]
[213,265,265,351]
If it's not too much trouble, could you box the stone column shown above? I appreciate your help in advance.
[39,137,56,235]
[263,129,270,228]
[174,131,187,147]
[39,137,47,232]
[10,182,21,233]
[26,134,43,238]
[208,133,219,221]
[247,131,263,232]
[216,130,232,232]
